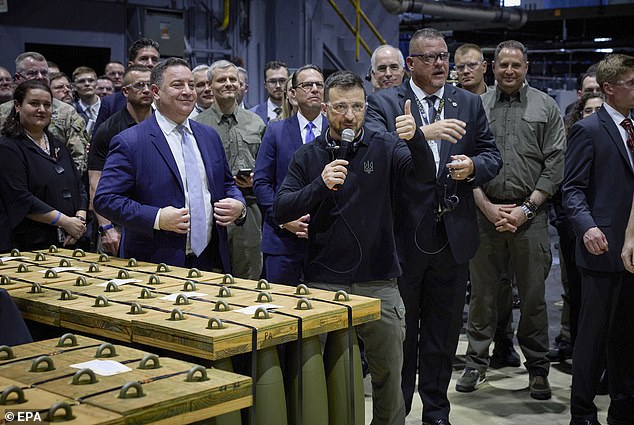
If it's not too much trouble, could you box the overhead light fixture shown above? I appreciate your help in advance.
[595,48,614,53]
[593,37,612,42]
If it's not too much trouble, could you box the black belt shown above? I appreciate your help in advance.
[487,196,528,205]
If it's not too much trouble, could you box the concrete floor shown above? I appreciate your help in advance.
[364,231,610,425]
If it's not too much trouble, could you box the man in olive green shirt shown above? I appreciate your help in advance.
[194,60,265,279]
[0,52,88,174]
[457,40,565,401]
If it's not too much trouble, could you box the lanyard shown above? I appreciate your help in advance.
[414,96,445,126]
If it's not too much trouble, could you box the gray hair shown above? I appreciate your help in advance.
[371,45,404,70]
[208,60,238,80]
[15,52,47,73]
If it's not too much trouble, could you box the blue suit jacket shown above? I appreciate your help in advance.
[93,114,245,270]
[92,91,126,136]
[366,81,501,265]
[562,106,634,272]
[253,114,328,255]
[250,101,268,124]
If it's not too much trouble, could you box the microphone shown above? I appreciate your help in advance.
[333,129,355,190]
[337,128,356,160]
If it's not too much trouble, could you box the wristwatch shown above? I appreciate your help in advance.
[237,205,247,221]
[98,224,114,235]
[520,204,535,220]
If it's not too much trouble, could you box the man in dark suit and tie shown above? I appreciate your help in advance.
[253,64,327,285]
[365,28,501,425]
[93,38,160,136]
[94,57,246,272]
[563,53,634,425]
[250,60,288,123]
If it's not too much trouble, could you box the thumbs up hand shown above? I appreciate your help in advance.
[396,99,417,140]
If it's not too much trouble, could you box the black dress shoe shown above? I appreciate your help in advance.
[569,418,601,425]
[423,419,451,425]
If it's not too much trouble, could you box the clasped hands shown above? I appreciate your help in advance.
[482,201,528,233]
[159,198,245,233]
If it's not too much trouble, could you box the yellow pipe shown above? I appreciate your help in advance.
[218,0,230,31]
[355,0,360,61]
[327,0,372,56]
[347,0,387,45]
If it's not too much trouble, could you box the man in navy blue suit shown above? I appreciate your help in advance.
[254,64,327,285]
[93,38,160,136]
[94,58,246,272]
[250,60,288,124]
[563,53,634,425]
[365,28,501,425]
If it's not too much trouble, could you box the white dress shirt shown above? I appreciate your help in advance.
[153,110,214,253]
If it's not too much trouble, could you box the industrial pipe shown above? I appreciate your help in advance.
[380,0,527,30]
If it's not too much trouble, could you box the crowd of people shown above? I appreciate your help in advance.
[0,28,633,425]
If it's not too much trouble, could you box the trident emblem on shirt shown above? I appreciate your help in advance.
[363,161,374,174]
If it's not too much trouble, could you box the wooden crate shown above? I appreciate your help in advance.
[0,376,124,425]
[0,335,251,424]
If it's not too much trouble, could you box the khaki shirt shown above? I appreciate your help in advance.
[480,83,565,200]
[0,98,88,174]
[193,103,265,175]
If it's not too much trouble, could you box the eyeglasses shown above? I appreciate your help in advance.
[266,78,287,86]
[327,102,366,115]
[51,83,71,91]
[75,77,95,85]
[410,52,450,65]
[124,81,151,91]
[18,69,49,78]
[375,64,402,74]
[295,81,324,91]
[611,79,634,89]
[455,61,482,72]
[582,106,602,115]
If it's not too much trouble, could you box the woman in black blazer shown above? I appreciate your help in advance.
[0,80,87,251]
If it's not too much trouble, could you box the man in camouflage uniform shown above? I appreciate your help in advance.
[0,52,88,174]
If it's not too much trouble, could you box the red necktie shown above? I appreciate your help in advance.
[621,118,634,154]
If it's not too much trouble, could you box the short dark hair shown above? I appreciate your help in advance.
[323,70,365,102]
[292,64,323,88]
[494,40,528,62]
[2,80,52,138]
[123,65,151,85]
[150,57,190,87]
[97,75,113,83]
[577,71,597,91]
[49,72,70,83]
[128,38,160,63]
[409,28,444,53]
[263,60,288,79]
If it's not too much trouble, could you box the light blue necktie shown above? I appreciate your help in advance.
[305,121,316,143]
[177,125,207,256]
